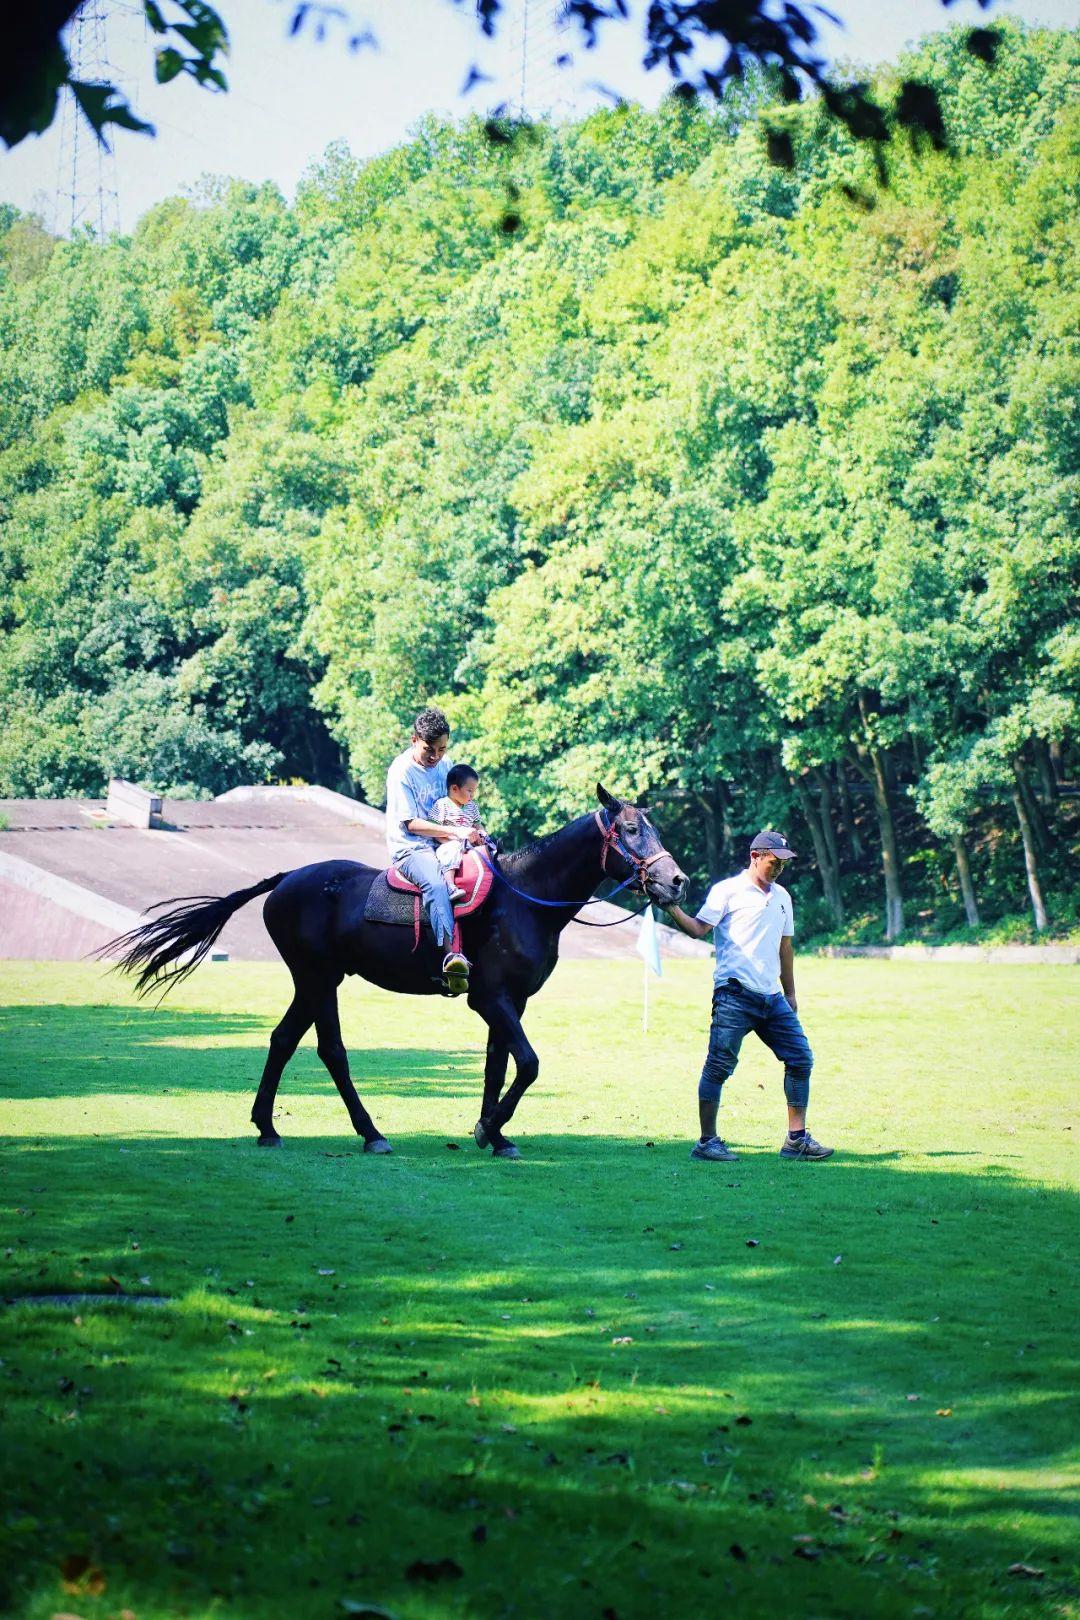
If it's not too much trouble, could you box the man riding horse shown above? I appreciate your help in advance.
[383,706,475,996]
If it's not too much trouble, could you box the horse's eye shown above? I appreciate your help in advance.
[624,822,639,837]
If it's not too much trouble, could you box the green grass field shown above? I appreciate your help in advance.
[1,957,1077,1620]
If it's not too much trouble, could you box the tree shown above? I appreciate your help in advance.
[1,23,1076,938]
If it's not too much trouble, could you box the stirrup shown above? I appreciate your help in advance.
[442,951,470,996]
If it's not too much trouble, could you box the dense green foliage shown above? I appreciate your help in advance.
[1,957,1078,1619]
[1,23,1078,939]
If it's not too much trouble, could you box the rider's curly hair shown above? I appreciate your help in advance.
[413,706,450,744]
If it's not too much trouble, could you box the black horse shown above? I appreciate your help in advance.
[105,785,686,1158]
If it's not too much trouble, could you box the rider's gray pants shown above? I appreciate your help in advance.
[395,846,455,949]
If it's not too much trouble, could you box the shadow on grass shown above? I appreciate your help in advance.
[2,1001,1078,1619]
[1,1132,1076,1619]
[0,1003,482,1100]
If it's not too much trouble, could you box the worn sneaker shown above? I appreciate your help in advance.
[447,885,467,902]
[780,1131,834,1160]
[690,1136,739,1162]
[442,952,471,996]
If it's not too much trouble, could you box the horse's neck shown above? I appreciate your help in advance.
[504,814,604,920]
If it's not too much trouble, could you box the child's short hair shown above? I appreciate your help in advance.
[447,763,478,792]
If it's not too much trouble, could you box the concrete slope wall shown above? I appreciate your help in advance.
[0,791,702,965]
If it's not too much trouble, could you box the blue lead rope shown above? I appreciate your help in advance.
[479,851,639,911]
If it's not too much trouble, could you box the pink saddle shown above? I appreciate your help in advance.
[386,849,493,916]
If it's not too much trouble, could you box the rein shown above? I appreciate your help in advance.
[479,810,673,926]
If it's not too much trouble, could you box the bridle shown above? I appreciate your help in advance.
[478,806,678,920]
[595,808,674,894]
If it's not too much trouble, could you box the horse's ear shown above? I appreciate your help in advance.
[596,784,622,811]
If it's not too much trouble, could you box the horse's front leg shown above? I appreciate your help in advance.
[471,995,537,1160]
[481,1025,510,1123]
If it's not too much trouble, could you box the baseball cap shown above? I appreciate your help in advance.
[750,830,797,859]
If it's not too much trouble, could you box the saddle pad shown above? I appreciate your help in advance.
[364,873,427,932]
[364,850,493,932]
[385,850,493,915]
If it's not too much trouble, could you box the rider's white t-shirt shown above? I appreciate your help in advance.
[384,748,452,861]
[696,870,794,995]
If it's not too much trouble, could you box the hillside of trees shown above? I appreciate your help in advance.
[1,21,1077,943]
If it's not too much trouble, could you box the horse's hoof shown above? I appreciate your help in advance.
[364,1137,393,1155]
[473,1119,490,1150]
[492,1142,520,1160]
[256,1133,282,1148]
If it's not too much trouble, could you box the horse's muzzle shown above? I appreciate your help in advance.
[644,859,686,909]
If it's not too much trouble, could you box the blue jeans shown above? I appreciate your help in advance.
[699,978,813,1109]
[395,846,455,949]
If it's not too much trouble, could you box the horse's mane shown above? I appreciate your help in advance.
[500,812,594,878]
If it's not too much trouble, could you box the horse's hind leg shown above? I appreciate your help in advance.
[307,977,392,1155]
[251,990,312,1146]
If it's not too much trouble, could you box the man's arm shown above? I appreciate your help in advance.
[779,935,797,1011]
[405,818,457,842]
[664,903,713,941]
[388,771,457,844]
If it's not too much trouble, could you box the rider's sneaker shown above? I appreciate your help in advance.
[442,951,470,996]
[780,1131,834,1160]
[447,885,467,902]
[690,1135,739,1162]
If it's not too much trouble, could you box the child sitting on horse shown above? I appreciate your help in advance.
[432,765,495,899]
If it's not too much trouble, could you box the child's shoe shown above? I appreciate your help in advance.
[447,884,466,902]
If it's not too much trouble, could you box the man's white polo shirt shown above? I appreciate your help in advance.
[696,869,794,995]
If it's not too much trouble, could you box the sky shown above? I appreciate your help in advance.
[2,0,1077,236]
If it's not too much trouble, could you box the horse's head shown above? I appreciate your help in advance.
[596,785,687,910]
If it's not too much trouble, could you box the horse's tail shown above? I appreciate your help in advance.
[98,872,288,999]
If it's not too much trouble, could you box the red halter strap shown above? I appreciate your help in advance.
[594,809,672,888]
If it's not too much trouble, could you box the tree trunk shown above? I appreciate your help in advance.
[1016,758,1052,853]
[716,779,735,871]
[793,776,844,927]
[952,834,980,928]
[1034,739,1058,809]
[870,752,905,941]
[837,765,864,861]
[698,789,720,880]
[812,765,842,880]
[1012,763,1049,931]
[855,696,904,940]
